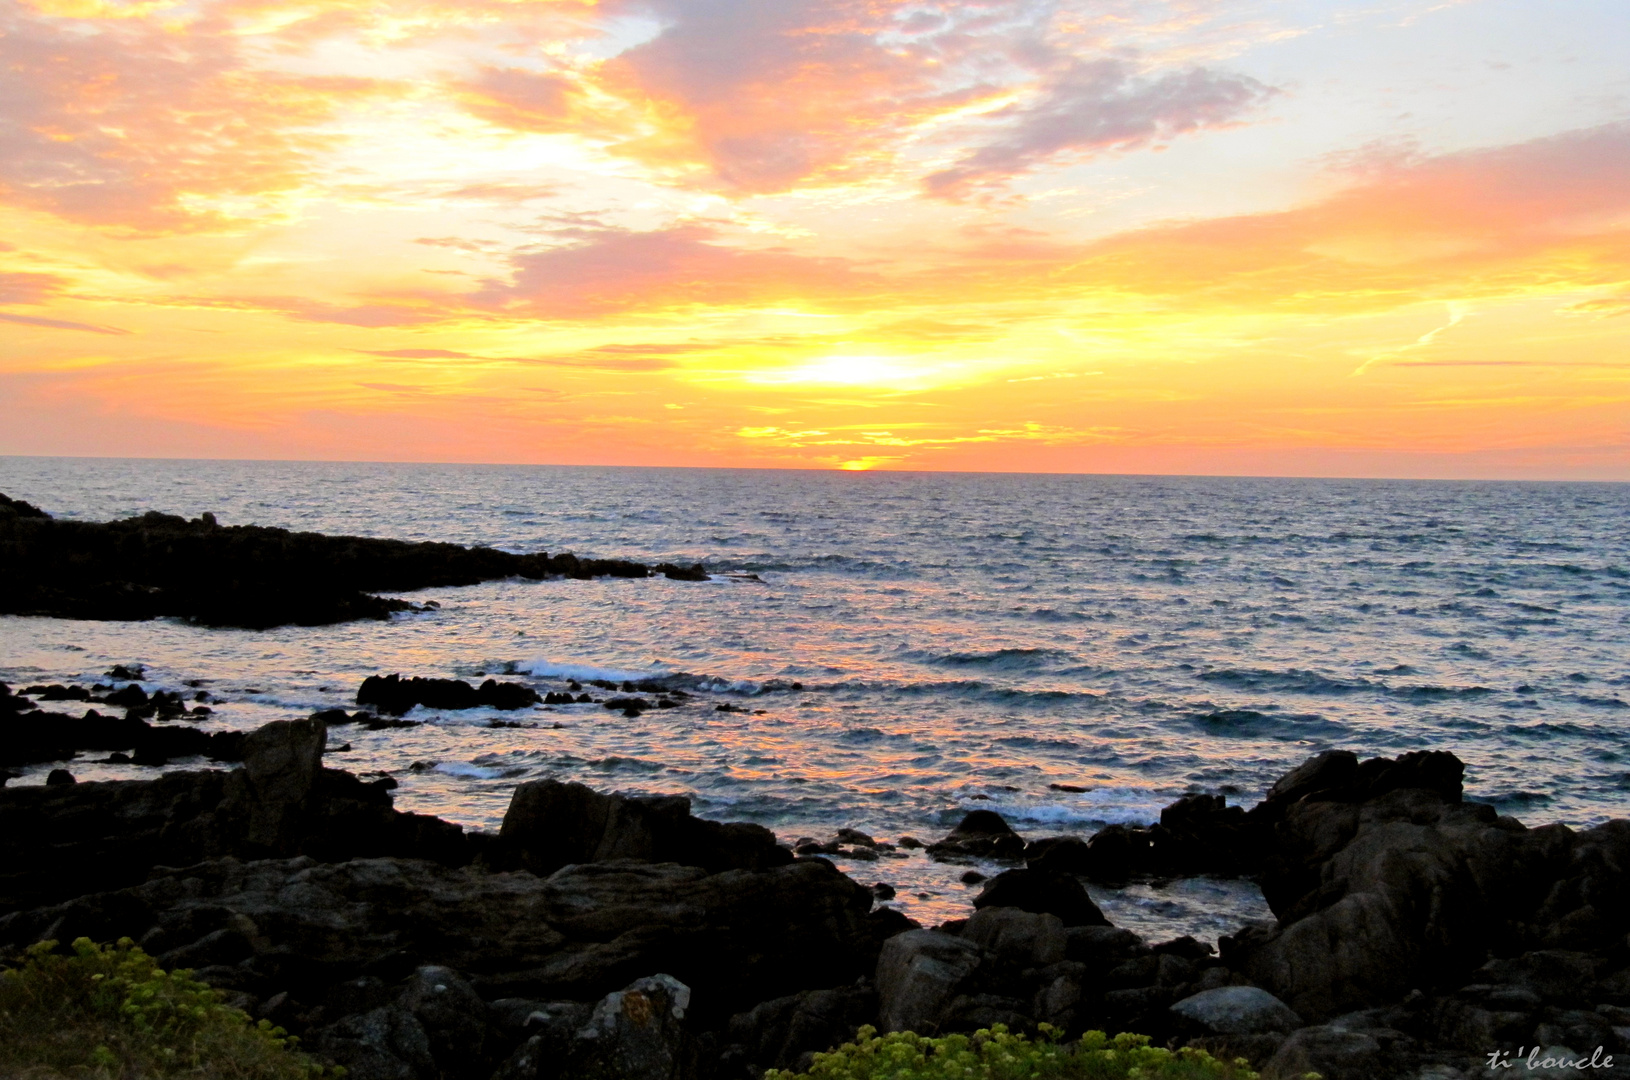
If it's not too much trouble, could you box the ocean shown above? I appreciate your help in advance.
[3,457,1628,940]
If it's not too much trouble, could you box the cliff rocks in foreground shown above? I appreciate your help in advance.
[3,724,1628,1080]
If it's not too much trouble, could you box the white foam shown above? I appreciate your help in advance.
[434,761,509,779]
[522,659,667,683]
[964,787,1170,829]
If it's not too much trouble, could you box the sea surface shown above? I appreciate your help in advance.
[4,457,1629,939]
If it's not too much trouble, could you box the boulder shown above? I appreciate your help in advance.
[231,716,326,851]
[569,975,695,1080]
[959,907,1066,967]
[926,810,1025,861]
[400,965,490,1070]
[970,869,1109,927]
[1170,986,1303,1036]
[724,984,877,1074]
[494,780,791,876]
[312,1005,438,1080]
[875,930,984,1034]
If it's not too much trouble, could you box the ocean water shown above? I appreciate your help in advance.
[3,457,1629,939]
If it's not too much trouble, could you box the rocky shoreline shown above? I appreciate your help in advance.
[0,491,708,630]
[2,701,1626,1080]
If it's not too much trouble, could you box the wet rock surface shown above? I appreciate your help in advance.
[0,492,708,629]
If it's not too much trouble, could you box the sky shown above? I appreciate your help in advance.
[1,0,1628,476]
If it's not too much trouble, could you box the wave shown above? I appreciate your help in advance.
[1187,709,1346,739]
[921,647,1072,670]
[1196,668,1375,695]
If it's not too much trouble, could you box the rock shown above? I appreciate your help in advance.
[357,675,542,715]
[1170,986,1303,1036]
[232,716,326,851]
[1224,750,1598,1022]
[46,769,76,786]
[1150,794,1259,876]
[926,810,1025,861]
[311,1005,438,1080]
[970,869,1109,927]
[0,492,703,630]
[494,779,791,876]
[1023,836,1091,875]
[1079,824,1152,880]
[724,984,876,1074]
[0,854,879,1029]
[1261,1023,1415,1080]
[1064,925,1147,967]
[959,907,1066,967]
[875,930,983,1034]
[569,975,696,1080]
[400,965,489,1070]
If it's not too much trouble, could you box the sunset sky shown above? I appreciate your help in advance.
[2,0,1628,475]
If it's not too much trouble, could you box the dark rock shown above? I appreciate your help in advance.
[492,779,792,877]
[0,855,880,1032]
[1150,794,1259,876]
[1170,986,1303,1037]
[926,810,1025,861]
[725,984,877,1074]
[0,492,704,630]
[970,869,1109,927]
[497,975,695,1080]
[875,930,983,1034]
[1023,835,1091,875]
[311,1004,438,1080]
[960,907,1066,967]
[1079,824,1152,880]
[400,965,490,1071]
[46,769,76,786]
[357,675,541,715]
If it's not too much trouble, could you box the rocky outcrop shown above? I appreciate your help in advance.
[0,717,464,911]
[925,810,1026,861]
[0,681,243,769]
[357,675,542,715]
[490,780,792,877]
[0,492,709,629]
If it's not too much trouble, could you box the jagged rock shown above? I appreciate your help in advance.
[231,717,326,851]
[926,810,1025,861]
[1079,824,1152,880]
[1022,836,1091,875]
[875,930,983,1034]
[960,907,1067,967]
[1170,986,1303,1036]
[496,976,694,1080]
[356,675,541,715]
[400,965,489,1071]
[0,854,878,1030]
[313,1004,438,1080]
[970,869,1109,927]
[0,492,700,630]
[494,780,791,876]
[724,984,877,1074]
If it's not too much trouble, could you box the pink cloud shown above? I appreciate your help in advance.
[0,7,378,233]
[474,224,877,317]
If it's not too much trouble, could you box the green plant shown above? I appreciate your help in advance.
[0,936,340,1079]
[765,1024,1281,1080]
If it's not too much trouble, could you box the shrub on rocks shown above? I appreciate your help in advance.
[0,937,335,1079]
[764,1024,1278,1080]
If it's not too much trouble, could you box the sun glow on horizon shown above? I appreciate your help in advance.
[1,0,1628,477]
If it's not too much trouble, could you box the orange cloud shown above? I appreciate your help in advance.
[1046,122,1630,312]
[473,224,880,318]
[0,6,386,233]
